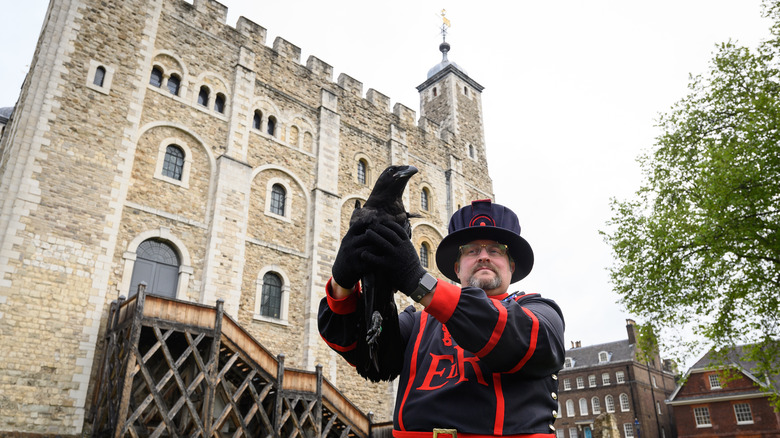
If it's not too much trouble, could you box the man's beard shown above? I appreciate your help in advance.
[467,265,503,290]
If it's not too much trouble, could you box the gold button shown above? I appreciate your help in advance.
[552,410,558,417]
[552,374,558,380]
[549,424,556,431]
[551,392,557,400]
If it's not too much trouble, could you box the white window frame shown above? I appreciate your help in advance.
[579,398,588,416]
[598,351,610,363]
[566,400,575,417]
[588,375,597,387]
[694,406,712,428]
[709,374,721,389]
[623,423,634,438]
[733,403,753,425]
[592,397,601,414]
[576,376,584,389]
[86,59,115,94]
[652,375,658,388]
[569,428,578,438]
[564,357,574,368]
[616,371,625,384]
[602,373,611,385]
[605,395,615,413]
[619,393,630,412]
[563,378,571,391]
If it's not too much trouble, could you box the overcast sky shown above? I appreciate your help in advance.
[1,1,773,369]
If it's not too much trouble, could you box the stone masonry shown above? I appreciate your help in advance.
[0,0,494,435]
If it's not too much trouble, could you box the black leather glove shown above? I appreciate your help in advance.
[332,222,372,288]
[361,221,426,296]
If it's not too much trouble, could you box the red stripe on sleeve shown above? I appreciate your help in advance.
[320,336,357,353]
[325,278,360,315]
[424,280,460,323]
[398,312,428,431]
[493,373,505,434]
[475,301,507,358]
[508,307,540,373]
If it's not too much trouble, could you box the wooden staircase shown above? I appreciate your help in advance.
[89,285,389,438]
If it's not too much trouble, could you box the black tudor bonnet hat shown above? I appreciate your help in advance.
[435,199,534,283]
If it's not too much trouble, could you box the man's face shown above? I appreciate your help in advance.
[454,239,515,296]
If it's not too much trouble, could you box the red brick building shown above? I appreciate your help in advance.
[667,345,780,437]
[556,320,678,438]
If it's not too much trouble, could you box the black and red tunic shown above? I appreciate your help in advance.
[318,279,566,438]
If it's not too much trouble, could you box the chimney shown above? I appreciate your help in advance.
[626,319,636,344]
[576,341,581,348]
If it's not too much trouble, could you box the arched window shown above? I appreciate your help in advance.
[149,66,163,87]
[270,184,286,216]
[420,242,429,268]
[162,145,185,180]
[167,74,180,95]
[605,395,615,413]
[289,125,299,146]
[197,86,209,106]
[469,144,475,159]
[267,116,276,136]
[421,188,430,211]
[619,393,630,412]
[214,93,226,113]
[357,160,367,185]
[93,66,106,87]
[579,398,588,416]
[129,239,179,298]
[253,110,263,130]
[565,400,575,417]
[591,397,601,414]
[260,272,282,318]
[433,87,438,97]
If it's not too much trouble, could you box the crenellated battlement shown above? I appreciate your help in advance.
[170,0,421,123]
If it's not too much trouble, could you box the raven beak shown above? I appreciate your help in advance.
[393,165,418,179]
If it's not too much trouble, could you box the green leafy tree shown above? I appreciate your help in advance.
[604,0,780,406]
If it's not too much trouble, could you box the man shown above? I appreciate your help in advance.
[319,199,565,437]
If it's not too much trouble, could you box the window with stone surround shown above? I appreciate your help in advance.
[267,116,277,136]
[254,268,290,324]
[150,66,163,87]
[167,74,181,95]
[253,110,263,130]
[420,242,430,268]
[270,184,286,216]
[214,93,226,114]
[87,60,114,94]
[162,145,185,181]
[129,239,179,298]
[357,159,367,185]
[154,139,192,188]
[198,86,209,107]
[421,187,430,211]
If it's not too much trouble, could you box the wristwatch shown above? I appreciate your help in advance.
[409,272,437,303]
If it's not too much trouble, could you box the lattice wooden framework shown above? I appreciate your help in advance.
[89,286,389,438]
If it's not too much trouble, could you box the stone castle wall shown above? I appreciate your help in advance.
[0,0,494,434]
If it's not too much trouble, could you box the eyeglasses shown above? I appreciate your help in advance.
[458,243,508,258]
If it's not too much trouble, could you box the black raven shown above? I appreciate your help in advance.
[350,164,418,382]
